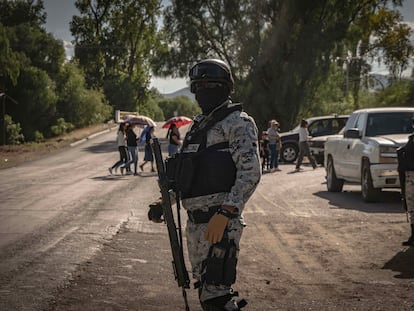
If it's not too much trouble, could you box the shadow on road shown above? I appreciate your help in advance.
[383,247,414,279]
[82,138,171,154]
[90,175,127,181]
[314,190,405,214]
[82,140,115,154]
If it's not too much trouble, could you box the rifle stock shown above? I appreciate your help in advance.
[151,138,190,290]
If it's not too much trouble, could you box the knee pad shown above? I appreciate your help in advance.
[202,238,238,286]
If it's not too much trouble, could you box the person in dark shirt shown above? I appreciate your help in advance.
[139,126,155,172]
[121,123,139,175]
[166,123,182,156]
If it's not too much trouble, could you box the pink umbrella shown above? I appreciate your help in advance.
[162,116,193,129]
[122,114,156,127]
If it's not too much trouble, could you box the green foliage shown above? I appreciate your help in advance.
[33,130,44,143]
[368,80,414,108]
[71,0,160,90]
[55,63,112,127]
[4,114,24,145]
[160,0,413,130]
[7,66,57,141]
[75,89,113,127]
[302,63,354,119]
[50,118,75,136]
[139,96,165,121]
[103,75,147,112]
[0,24,21,85]
[157,96,201,120]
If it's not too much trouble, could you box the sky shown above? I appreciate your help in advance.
[42,0,414,93]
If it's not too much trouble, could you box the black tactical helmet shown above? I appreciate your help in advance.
[189,59,234,93]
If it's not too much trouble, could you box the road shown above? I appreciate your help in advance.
[0,128,413,311]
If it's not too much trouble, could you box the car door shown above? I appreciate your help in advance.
[341,113,367,180]
[333,114,358,177]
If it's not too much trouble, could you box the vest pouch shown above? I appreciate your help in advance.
[177,156,194,194]
[197,149,236,194]
[165,155,179,190]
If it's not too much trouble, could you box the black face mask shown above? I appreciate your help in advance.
[195,87,229,115]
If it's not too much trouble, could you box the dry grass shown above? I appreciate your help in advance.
[0,122,117,170]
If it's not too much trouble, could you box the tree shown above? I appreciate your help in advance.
[158,0,412,131]
[71,0,162,113]
[339,1,413,110]
[56,63,112,127]
[0,25,21,86]
[0,0,66,140]
[157,96,201,120]
[7,66,57,141]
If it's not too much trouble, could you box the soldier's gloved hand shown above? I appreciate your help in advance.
[205,213,229,244]
[205,205,238,244]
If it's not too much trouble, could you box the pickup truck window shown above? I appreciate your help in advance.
[345,113,358,130]
[365,112,414,137]
[355,113,367,132]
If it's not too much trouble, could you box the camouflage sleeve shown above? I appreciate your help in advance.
[222,112,261,212]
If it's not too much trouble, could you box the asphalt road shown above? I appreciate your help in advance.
[0,128,413,311]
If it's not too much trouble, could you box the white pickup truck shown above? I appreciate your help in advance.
[324,107,414,202]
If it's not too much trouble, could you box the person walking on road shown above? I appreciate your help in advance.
[267,120,282,172]
[139,126,155,172]
[161,59,261,310]
[121,123,139,175]
[108,123,128,174]
[166,123,182,156]
[295,119,317,171]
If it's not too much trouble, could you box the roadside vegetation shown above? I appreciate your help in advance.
[0,0,413,148]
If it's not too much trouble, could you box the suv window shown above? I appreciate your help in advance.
[332,118,347,133]
[308,117,348,137]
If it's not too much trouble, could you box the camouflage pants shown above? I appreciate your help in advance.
[186,217,243,303]
[406,171,414,223]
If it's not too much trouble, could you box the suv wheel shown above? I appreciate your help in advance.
[361,160,381,202]
[281,143,298,163]
[326,156,343,192]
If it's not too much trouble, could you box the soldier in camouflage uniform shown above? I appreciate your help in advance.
[398,127,414,247]
[176,59,261,311]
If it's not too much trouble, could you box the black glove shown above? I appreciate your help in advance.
[148,199,164,223]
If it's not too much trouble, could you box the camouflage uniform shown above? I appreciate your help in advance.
[406,171,414,223]
[181,106,261,305]
[398,133,414,247]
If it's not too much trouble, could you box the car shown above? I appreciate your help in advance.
[309,127,346,166]
[324,107,414,202]
[279,114,349,163]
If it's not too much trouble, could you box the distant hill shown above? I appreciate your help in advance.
[161,87,195,101]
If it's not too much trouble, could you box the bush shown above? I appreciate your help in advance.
[4,114,25,145]
[34,131,44,143]
[50,118,75,136]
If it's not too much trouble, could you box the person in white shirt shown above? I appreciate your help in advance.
[108,123,128,174]
[295,119,317,171]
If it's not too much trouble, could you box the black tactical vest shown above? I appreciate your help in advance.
[177,103,242,199]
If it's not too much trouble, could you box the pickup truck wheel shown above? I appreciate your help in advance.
[361,161,381,202]
[326,156,343,192]
[281,143,298,163]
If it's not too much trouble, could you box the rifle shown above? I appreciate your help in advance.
[151,137,191,311]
